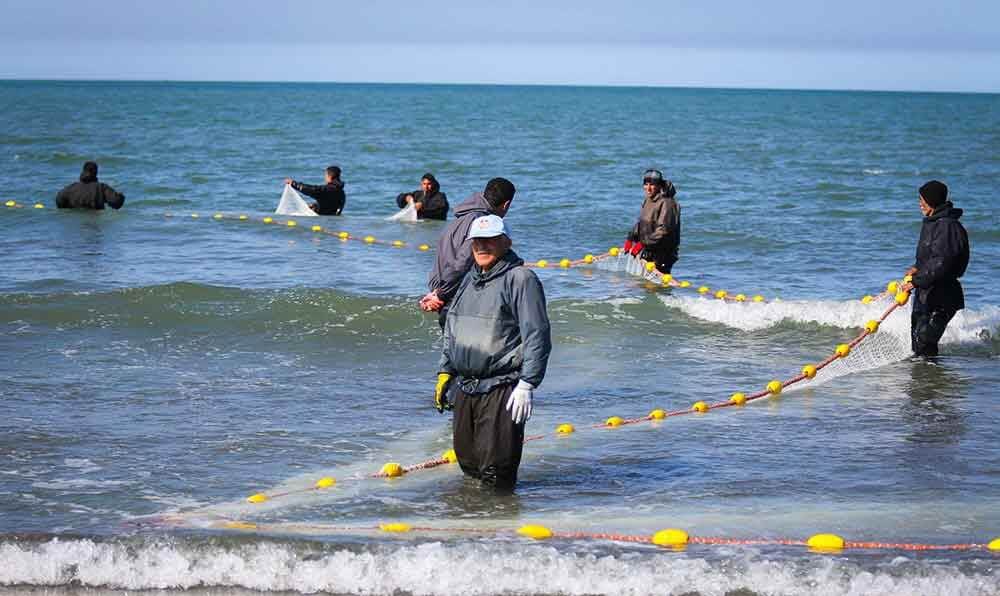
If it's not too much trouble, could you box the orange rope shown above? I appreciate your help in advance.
[210,520,992,553]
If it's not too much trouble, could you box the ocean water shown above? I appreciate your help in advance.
[1,80,999,596]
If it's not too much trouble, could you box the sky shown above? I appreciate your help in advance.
[1,0,999,92]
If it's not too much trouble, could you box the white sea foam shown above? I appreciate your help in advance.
[659,294,1000,346]
[0,538,995,596]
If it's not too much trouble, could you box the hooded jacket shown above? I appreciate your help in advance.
[911,202,969,311]
[439,249,551,395]
[396,182,449,220]
[55,173,125,210]
[292,179,345,215]
[428,192,494,303]
[628,188,680,258]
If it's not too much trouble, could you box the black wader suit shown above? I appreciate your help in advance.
[910,202,969,357]
[396,186,449,220]
[56,175,125,210]
[440,250,551,490]
[291,179,345,215]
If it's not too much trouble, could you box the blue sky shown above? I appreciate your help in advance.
[2,1,998,92]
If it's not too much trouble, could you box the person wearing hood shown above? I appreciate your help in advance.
[433,214,551,490]
[623,169,681,274]
[284,165,345,215]
[396,173,449,220]
[56,161,125,210]
[900,180,970,357]
[420,177,516,326]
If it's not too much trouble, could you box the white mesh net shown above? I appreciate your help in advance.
[597,253,914,389]
[387,202,419,222]
[275,186,318,217]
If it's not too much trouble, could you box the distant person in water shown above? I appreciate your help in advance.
[56,161,125,210]
[623,169,680,274]
[396,173,449,220]
[900,180,970,358]
[284,165,345,215]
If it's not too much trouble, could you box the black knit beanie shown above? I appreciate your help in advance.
[919,180,948,208]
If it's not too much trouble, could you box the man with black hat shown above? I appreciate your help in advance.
[284,165,345,215]
[420,177,517,326]
[433,214,551,490]
[56,161,125,210]
[623,168,681,274]
[396,173,449,220]
[900,180,970,357]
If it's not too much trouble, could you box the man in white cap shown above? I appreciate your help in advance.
[433,214,551,490]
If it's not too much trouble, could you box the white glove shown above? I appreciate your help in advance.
[506,380,534,424]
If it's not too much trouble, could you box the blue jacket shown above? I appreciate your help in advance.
[439,249,552,394]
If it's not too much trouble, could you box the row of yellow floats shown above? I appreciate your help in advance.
[214,518,1000,554]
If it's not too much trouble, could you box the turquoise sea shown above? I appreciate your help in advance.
[1,81,999,595]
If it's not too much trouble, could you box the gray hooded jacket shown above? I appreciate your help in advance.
[439,249,552,395]
[428,192,493,303]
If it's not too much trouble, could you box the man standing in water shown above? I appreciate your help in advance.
[56,161,125,210]
[396,173,449,220]
[433,215,551,491]
[623,169,680,274]
[419,177,516,326]
[901,180,970,358]
[284,165,345,215]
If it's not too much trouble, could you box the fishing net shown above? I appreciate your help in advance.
[598,253,914,389]
[275,186,318,217]
[387,202,419,222]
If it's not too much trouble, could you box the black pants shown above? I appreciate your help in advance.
[641,248,677,275]
[911,300,957,357]
[452,382,524,490]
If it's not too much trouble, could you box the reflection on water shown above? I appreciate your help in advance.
[900,358,969,445]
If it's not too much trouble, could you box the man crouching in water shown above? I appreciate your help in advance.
[433,215,551,491]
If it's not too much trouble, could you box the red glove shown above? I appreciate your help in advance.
[630,242,644,257]
[623,240,633,253]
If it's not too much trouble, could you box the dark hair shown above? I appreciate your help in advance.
[80,161,98,182]
[919,180,948,208]
[483,177,516,210]
[325,165,341,180]
[421,173,440,194]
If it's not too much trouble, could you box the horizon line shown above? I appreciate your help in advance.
[1,77,998,96]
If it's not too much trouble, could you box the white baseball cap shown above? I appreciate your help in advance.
[467,214,510,239]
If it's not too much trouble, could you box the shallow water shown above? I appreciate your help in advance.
[1,81,998,595]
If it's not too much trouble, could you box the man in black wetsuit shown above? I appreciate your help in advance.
[284,165,345,215]
[900,180,970,358]
[56,161,125,210]
[395,173,449,220]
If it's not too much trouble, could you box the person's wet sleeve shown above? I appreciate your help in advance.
[438,311,456,375]
[293,182,325,200]
[56,187,69,208]
[912,221,968,288]
[104,184,125,209]
[511,270,552,388]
